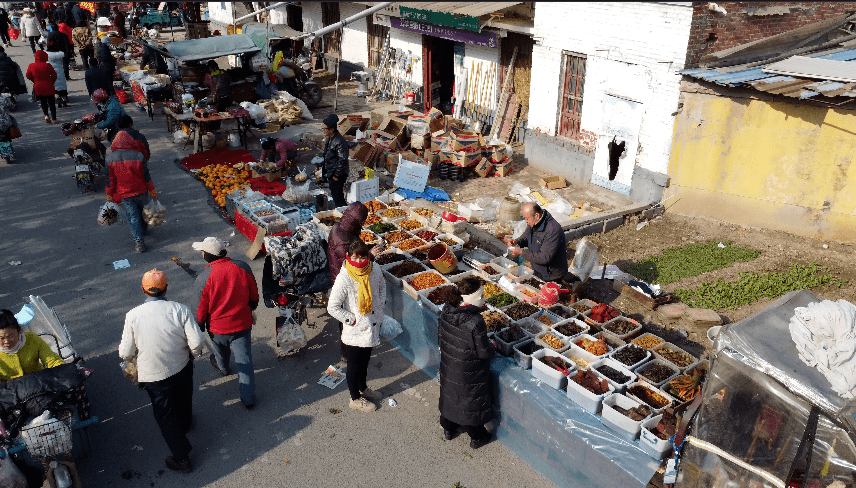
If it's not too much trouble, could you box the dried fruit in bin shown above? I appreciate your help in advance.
[628,384,671,409]
[538,355,571,373]
[572,303,592,313]
[548,305,575,320]
[604,319,636,336]
[657,346,694,368]
[632,335,663,349]
[481,311,510,333]
[388,261,425,278]
[540,333,564,350]
[516,341,543,356]
[503,302,539,320]
[384,230,411,244]
[408,272,447,291]
[398,219,423,231]
[398,238,426,251]
[576,337,608,356]
[570,369,609,394]
[482,283,503,299]
[567,356,590,369]
[376,252,407,266]
[554,322,583,338]
[482,265,500,276]
[427,285,458,306]
[612,344,647,367]
[439,237,459,247]
[536,314,553,326]
[413,208,435,218]
[381,208,406,219]
[486,293,517,308]
[367,222,396,234]
[365,200,387,213]
[360,231,378,244]
[364,213,382,226]
[613,403,651,421]
[519,277,544,288]
[596,364,630,384]
[416,230,438,241]
[638,363,676,384]
[667,366,706,401]
[655,408,679,440]
[496,326,526,343]
[590,303,620,323]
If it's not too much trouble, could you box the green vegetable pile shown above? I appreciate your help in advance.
[486,292,518,308]
[622,241,760,284]
[367,222,396,234]
[673,261,847,310]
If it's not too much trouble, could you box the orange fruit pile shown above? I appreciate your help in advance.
[197,164,253,207]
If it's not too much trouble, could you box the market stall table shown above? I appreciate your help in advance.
[163,107,193,135]
[191,113,250,154]
[383,278,661,488]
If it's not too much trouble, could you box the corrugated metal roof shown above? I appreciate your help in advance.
[763,56,856,83]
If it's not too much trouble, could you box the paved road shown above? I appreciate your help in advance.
[0,42,556,487]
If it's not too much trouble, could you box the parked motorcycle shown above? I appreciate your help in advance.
[62,119,107,193]
[273,49,322,108]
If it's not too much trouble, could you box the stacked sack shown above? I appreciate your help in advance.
[276,99,303,126]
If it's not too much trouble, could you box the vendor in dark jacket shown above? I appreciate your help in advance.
[319,114,349,208]
[438,277,494,449]
[139,45,168,75]
[505,202,568,282]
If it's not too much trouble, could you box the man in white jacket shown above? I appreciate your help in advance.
[119,269,205,473]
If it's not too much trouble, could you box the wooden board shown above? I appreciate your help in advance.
[496,92,518,142]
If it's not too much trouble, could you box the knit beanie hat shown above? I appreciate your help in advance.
[322,114,338,129]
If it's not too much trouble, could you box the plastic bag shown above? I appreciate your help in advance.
[143,198,166,226]
[0,452,27,488]
[276,314,307,353]
[97,201,121,226]
[487,138,514,159]
[8,26,19,41]
[380,315,403,341]
[174,129,189,144]
[568,237,599,282]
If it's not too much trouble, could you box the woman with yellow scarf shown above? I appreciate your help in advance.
[327,240,387,413]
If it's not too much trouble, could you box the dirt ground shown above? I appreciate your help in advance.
[578,212,856,355]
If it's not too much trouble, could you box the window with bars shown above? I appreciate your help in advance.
[558,52,586,140]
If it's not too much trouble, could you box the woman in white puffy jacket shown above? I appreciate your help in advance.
[46,50,67,107]
[327,239,386,413]
[19,9,43,54]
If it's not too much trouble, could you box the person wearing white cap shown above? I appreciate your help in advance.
[19,8,43,54]
[192,237,259,409]
[119,269,206,473]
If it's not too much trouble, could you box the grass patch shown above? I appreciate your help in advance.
[621,241,761,284]
[673,261,847,310]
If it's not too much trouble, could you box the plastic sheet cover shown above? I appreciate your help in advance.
[384,281,660,488]
[679,290,856,487]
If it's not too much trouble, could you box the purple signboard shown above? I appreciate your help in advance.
[390,17,497,48]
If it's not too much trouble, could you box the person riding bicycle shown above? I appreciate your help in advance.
[93,87,127,142]
[0,309,64,382]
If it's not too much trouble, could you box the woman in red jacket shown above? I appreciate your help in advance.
[25,50,57,123]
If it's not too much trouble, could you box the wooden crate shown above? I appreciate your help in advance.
[621,284,671,310]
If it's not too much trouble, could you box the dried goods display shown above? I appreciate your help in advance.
[367,222,396,234]
[520,288,538,298]
[426,285,459,306]
[567,356,590,369]
[590,303,621,323]
[497,325,527,344]
[628,385,672,409]
[364,213,382,226]
[365,200,387,213]
[656,346,694,368]
[398,238,427,251]
[408,272,447,291]
[409,249,429,261]
[604,319,637,336]
[554,322,584,338]
[520,277,544,288]
[444,267,467,276]
[384,230,411,244]
[538,355,571,373]
[388,261,425,278]
[376,253,407,266]
[482,311,510,333]
[483,283,503,298]
[521,321,544,335]
[548,305,575,320]
[504,302,539,320]
[632,335,663,349]
[486,293,518,308]
[653,408,678,440]
[413,208,435,218]
[600,334,624,350]
[360,231,378,244]
[540,333,564,350]
[398,219,423,231]
[576,337,609,356]
[572,303,592,313]
[516,341,543,356]
[416,230,438,241]
[246,202,266,208]
[596,364,630,384]
[613,403,651,421]
[570,370,609,394]
[612,345,648,367]
[638,363,676,384]
[440,237,459,246]
[255,209,276,217]
[318,215,341,225]
[667,366,707,401]
[381,208,406,219]
[482,265,500,276]
[536,314,554,326]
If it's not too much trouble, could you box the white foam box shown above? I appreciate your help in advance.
[591,357,638,393]
[639,414,675,459]
[608,343,652,372]
[565,368,615,414]
[531,348,574,390]
[600,393,650,442]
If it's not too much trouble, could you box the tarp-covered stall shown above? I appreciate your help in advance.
[679,290,856,487]
[164,33,261,62]
[241,22,302,58]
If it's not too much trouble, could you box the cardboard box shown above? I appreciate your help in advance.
[539,175,567,190]
[369,131,403,153]
[252,168,283,182]
[427,108,446,133]
[493,157,513,177]
[410,133,431,150]
[474,157,494,177]
[352,141,380,166]
[347,177,380,203]
[387,110,414,123]
[338,114,368,137]
[370,111,386,128]
[385,152,399,174]
[445,116,464,131]
[450,130,485,151]
[448,149,482,168]
[438,149,456,164]
[485,144,509,163]
[431,131,451,152]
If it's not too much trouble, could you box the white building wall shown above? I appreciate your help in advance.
[340,3,369,67]
[527,2,693,174]
[302,2,323,35]
[462,43,501,114]
[207,2,233,25]
[388,27,423,88]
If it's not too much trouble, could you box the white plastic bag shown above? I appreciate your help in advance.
[276,315,307,353]
[143,198,166,226]
[568,237,599,282]
[0,452,27,488]
[380,315,403,341]
[173,129,189,144]
[97,201,121,226]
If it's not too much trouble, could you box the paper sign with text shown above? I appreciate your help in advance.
[393,155,430,193]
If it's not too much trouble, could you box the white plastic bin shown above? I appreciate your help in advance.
[652,341,697,370]
[639,414,675,459]
[568,333,613,359]
[513,339,544,370]
[551,318,589,341]
[600,393,651,442]
[635,359,680,388]
[609,343,652,372]
[535,331,571,354]
[565,369,615,414]
[531,349,574,389]
[601,317,642,341]
[629,332,665,350]
[591,357,637,393]
[625,381,677,414]
[494,325,529,356]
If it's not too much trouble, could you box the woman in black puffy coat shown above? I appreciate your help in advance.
[437,277,494,449]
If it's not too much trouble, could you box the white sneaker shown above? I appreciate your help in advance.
[349,397,377,412]
[361,387,382,401]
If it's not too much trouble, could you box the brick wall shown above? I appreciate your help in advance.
[686,2,856,67]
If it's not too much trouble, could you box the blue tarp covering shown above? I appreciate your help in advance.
[164,34,260,62]
[395,186,450,202]
[384,279,661,488]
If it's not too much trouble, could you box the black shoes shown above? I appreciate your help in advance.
[165,456,192,473]
[443,429,457,441]
[469,435,491,450]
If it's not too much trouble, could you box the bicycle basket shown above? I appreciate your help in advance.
[20,419,72,458]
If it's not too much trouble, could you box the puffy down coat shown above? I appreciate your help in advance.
[327,202,368,281]
[25,50,57,96]
[327,264,386,348]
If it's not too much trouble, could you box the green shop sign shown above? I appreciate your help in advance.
[399,6,480,32]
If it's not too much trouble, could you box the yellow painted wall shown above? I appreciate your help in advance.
[667,91,856,242]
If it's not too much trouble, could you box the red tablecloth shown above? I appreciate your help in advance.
[248,177,287,195]
[234,211,291,254]
[180,148,257,170]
